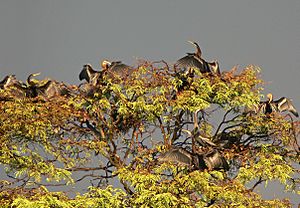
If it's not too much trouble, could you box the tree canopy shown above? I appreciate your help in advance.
[0,59,299,207]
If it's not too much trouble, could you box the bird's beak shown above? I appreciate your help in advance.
[187,40,196,45]
[32,72,41,77]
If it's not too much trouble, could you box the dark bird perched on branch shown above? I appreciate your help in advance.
[189,110,228,170]
[78,64,104,97]
[158,148,193,167]
[26,73,70,98]
[175,41,220,76]
[171,41,220,99]
[101,59,133,79]
[0,74,28,98]
[158,146,229,171]
[158,110,229,171]
[79,64,102,84]
[0,75,22,89]
[256,93,299,117]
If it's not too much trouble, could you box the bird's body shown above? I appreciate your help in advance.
[101,60,133,79]
[79,64,102,84]
[158,147,228,171]
[198,149,229,171]
[172,41,220,99]
[1,75,23,89]
[0,75,27,97]
[37,80,70,98]
[256,93,298,117]
[176,53,210,74]
[175,41,220,76]
[26,73,70,99]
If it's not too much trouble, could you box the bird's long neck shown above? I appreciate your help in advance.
[267,94,273,104]
[27,75,34,86]
[195,45,202,58]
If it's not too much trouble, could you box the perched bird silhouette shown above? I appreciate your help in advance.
[0,74,27,98]
[0,75,23,89]
[79,64,102,84]
[160,108,229,171]
[26,73,70,98]
[101,59,133,79]
[256,93,298,117]
[158,147,193,167]
[158,146,229,171]
[159,109,229,171]
[172,41,220,99]
[175,41,220,76]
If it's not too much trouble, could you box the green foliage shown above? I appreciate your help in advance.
[0,63,299,207]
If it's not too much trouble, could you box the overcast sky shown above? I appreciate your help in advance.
[0,0,299,206]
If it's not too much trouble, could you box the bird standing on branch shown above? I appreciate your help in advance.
[257,93,298,117]
[175,41,220,76]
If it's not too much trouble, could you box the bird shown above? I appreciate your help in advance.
[0,75,20,89]
[101,59,133,79]
[78,64,106,97]
[207,60,221,75]
[198,148,229,171]
[257,93,298,117]
[183,127,228,171]
[182,109,218,148]
[171,41,220,99]
[158,147,193,167]
[160,109,229,171]
[79,64,101,83]
[158,147,229,171]
[0,74,27,97]
[26,73,70,98]
[175,41,219,75]
[37,80,70,99]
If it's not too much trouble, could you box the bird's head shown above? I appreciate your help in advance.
[83,63,93,71]
[267,93,273,103]
[27,72,41,86]
[101,60,111,70]
[188,40,202,58]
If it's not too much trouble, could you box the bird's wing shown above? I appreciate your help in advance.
[276,97,299,117]
[110,62,132,74]
[79,67,89,82]
[175,55,204,72]
[35,80,53,95]
[203,150,229,170]
[158,148,193,166]
[0,75,9,85]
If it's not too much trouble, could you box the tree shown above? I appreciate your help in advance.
[0,61,299,207]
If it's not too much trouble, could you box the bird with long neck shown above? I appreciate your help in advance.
[27,73,41,86]
[79,64,101,83]
[258,93,299,117]
[187,40,202,58]
[267,93,273,103]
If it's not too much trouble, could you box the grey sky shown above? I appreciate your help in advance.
[0,0,299,205]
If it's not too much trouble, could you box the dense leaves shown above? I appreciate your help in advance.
[0,62,299,207]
